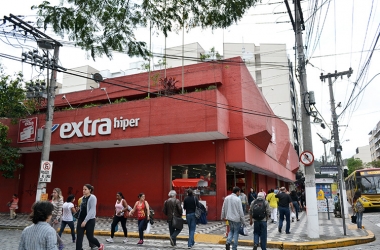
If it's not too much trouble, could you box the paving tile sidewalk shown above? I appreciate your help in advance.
[0,211,374,249]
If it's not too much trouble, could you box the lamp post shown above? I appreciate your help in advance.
[35,39,60,202]
[317,133,331,165]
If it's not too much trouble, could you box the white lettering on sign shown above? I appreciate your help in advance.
[60,116,139,138]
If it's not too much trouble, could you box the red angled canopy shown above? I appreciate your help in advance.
[172,178,208,187]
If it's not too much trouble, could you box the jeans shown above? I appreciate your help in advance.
[58,220,75,241]
[226,220,241,250]
[253,220,267,250]
[168,220,182,245]
[356,212,363,229]
[278,206,291,233]
[111,215,128,238]
[76,218,100,250]
[186,213,196,247]
[137,219,147,240]
[292,202,300,219]
[242,204,247,214]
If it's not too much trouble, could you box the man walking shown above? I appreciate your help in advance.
[221,187,246,250]
[275,187,295,234]
[250,192,271,250]
[163,190,183,247]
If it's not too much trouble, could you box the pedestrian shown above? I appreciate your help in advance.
[58,195,77,243]
[183,189,198,249]
[296,191,303,212]
[129,193,151,245]
[274,186,279,195]
[248,188,256,205]
[163,190,183,247]
[19,201,58,250]
[76,184,104,250]
[221,186,246,250]
[77,192,96,249]
[275,187,295,234]
[289,190,301,222]
[301,189,306,209]
[250,192,271,250]
[265,189,278,224]
[260,188,267,198]
[8,194,19,219]
[239,191,248,214]
[50,188,64,250]
[106,192,130,244]
[353,190,365,229]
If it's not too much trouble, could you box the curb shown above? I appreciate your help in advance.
[1,225,375,249]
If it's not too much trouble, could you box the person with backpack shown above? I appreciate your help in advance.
[163,190,183,247]
[249,192,271,250]
[353,190,365,229]
[221,186,246,250]
[265,189,278,224]
[275,187,295,234]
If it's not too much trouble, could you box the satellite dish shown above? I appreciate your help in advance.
[93,73,103,83]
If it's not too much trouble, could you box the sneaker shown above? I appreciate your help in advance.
[123,238,128,243]
[286,232,291,234]
[58,243,64,250]
[72,239,76,243]
[273,221,277,224]
[278,228,282,233]
[297,219,300,221]
[106,238,114,243]
[137,240,143,245]
[226,243,231,250]
[253,244,258,250]
[169,237,174,246]
[98,243,105,250]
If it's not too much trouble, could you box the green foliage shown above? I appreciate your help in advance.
[0,123,23,178]
[207,85,217,90]
[195,88,202,92]
[200,47,223,61]
[366,160,380,168]
[347,158,364,175]
[32,0,259,60]
[113,97,127,104]
[83,103,98,108]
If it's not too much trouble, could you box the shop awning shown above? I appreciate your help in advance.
[172,178,208,187]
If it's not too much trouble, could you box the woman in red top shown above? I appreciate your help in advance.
[129,193,150,245]
[8,194,19,219]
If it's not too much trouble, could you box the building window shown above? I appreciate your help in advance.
[171,164,216,196]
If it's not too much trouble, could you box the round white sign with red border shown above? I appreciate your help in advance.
[300,151,314,166]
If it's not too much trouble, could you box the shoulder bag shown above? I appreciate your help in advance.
[194,197,202,219]
[171,199,183,230]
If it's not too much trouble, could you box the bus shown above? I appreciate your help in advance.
[345,168,380,208]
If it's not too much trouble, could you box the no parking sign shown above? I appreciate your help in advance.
[39,161,53,182]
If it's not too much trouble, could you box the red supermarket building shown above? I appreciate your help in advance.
[1,57,299,220]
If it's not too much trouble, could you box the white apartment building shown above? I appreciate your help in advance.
[369,121,380,161]
[61,65,99,93]
[353,145,372,164]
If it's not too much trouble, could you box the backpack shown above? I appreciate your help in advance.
[251,199,266,220]
[355,200,365,213]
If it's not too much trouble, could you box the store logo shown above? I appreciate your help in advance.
[60,116,140,139]
[41,124,60,132]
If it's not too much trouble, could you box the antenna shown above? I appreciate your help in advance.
[62,95,73,109]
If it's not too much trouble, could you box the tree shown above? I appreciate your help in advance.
[0,65,28,178]
[200,47,223,61]
[366,160,380,168]
[32,0,259,60]
[347,158,364,175]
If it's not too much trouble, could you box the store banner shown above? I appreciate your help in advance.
[17,117,38,143]
[320,165,338,174]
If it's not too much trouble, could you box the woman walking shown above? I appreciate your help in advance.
[266,189,278,224]
[58,195,77,243]
[50,188,64,250]
[129,193,150,245]
[76,184,104,250]
[183,189,199,249]
[290,190,301,222]
[8,194,19,219]
[106,192,130,244]
[353,190,365,229]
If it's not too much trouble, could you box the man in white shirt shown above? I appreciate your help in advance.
[221,187,246,250]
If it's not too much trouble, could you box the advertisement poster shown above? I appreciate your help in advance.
[17,117,38,143]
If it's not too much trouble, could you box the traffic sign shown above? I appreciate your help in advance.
[39,161,53,182]
[300,151,314,166]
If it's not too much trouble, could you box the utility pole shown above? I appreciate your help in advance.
[320,68,353,236]
[293,0,320,238]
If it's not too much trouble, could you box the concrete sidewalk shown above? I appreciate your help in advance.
[0,211,374,249]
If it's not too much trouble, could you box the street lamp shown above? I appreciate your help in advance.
[317,133,331,165]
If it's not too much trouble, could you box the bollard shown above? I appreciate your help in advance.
[325,197,330,220]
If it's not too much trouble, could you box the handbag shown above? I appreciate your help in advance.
[145,221,151,233]
[239,225,248,236]
[351,214,357,223]
[171,199,183,230]
[194,197,202,219]
[73,210,80,219]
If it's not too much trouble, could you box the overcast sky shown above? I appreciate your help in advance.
[1,0,379,163]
